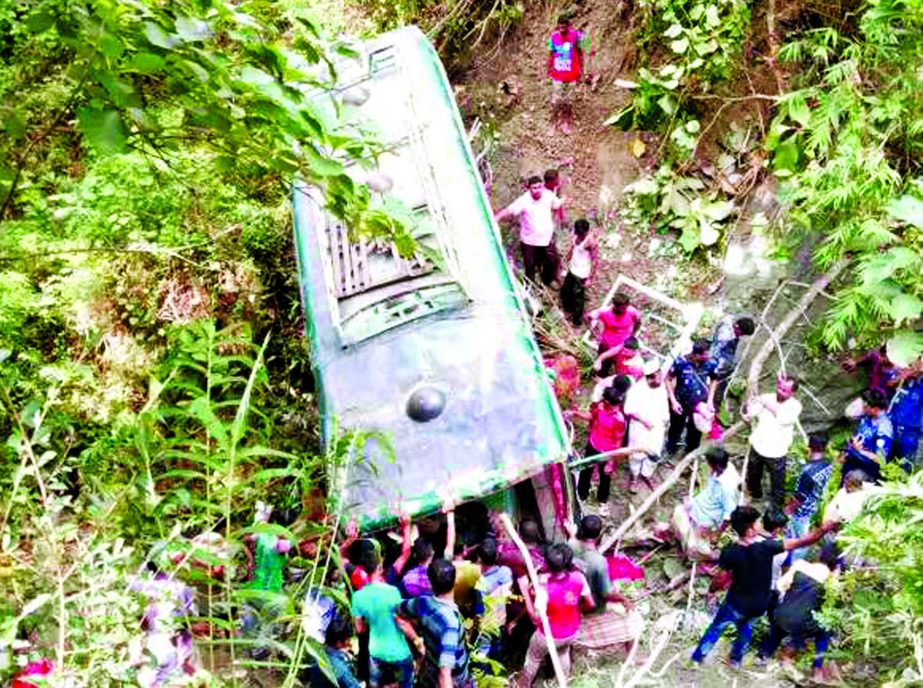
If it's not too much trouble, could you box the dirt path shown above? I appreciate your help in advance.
[459,2,719,317]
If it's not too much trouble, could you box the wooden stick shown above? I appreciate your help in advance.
[739,445,752,504]
[599,421,747,553]
[498,513,567,688]
[567,446,643,470]
[621,612,677,688]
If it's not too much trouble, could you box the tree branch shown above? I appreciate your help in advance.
[0,70,89,225]
[746,258,850,395]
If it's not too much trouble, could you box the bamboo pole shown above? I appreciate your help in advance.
[498,513,568,688]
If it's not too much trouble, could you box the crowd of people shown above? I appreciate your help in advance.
[111,324,920,687]
[100,151,923,688]
[302,504,647,688]
[492,116,922,684]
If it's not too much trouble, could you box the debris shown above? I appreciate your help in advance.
[630,137,647,158]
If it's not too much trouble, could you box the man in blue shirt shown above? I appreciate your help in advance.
[666,339,719,455]
[843,388,893,483]
[784,432,834,562]
[889,369,923,470]
[398,559,473,688]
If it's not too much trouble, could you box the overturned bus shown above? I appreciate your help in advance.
[292,27,570,535]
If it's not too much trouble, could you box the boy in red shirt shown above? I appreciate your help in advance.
[571,386,633,515]
[547,13,592,133]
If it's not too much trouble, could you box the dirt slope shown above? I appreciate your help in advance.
[457,2,722,315]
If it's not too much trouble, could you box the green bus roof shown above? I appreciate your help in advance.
[292,27,569,527]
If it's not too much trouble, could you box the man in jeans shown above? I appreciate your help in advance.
[665,339,718,456]
[744,374,803,510]
[398,559,473,688]
[691,506,839,668]
[784,432,834,562]
[494,176,565,285]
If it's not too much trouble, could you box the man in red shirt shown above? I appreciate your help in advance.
[547,13,592,133]
[590,293,643,376]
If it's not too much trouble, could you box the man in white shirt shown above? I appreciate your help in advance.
[494,175,565,285]
[744,374,803,510]
[624,359,670,492]
[823,469,872,525]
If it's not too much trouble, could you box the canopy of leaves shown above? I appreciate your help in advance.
[768,0,923,352]
[0,0,413,247]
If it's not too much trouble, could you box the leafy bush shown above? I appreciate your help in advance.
[819,470,923,684]
[765,0,922,354]
[607,0,750,148]
[621,164,736,253]
[360,0,524,73]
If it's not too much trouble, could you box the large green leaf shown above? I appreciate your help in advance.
[886,194,923,229]
[886,331,923,367]
[677,222,701,253]
[773,139,800,175]
[127,52,166,74]
[76,108,128,155]
[175,15,211,42]
[143,21,179,49]
[888,293,923,326]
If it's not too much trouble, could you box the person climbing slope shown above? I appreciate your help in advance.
[495,175,566,286]
[691,506,839,669]
[589,292,642,377]
[570,386,632,516]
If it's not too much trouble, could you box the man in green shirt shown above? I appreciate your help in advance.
[241,502,294,659]
[351,554,416,688]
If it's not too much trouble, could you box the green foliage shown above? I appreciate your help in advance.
[766,0,923,351]
[621,164,736,253]
[0,0,407,248]
[359,0,524,73]
[606,0,749,156]
[0,320,335,684]
[819,470,923,682]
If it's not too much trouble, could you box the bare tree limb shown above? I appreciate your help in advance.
[746,258,850,395]
[498,514,567,688]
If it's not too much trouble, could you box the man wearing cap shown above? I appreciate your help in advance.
[624,360,670,492]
